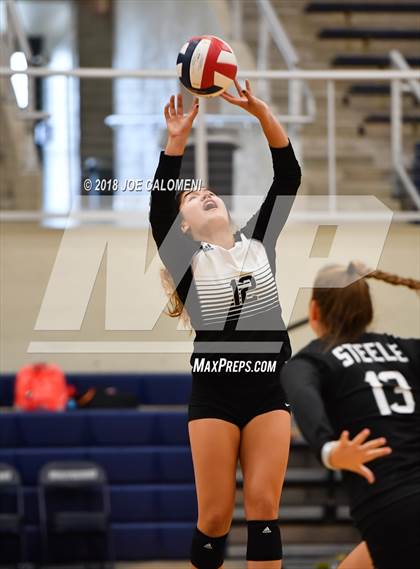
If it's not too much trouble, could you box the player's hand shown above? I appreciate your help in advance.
[221,79,270,120]
[329,429,392,484]
[164,94,199,140]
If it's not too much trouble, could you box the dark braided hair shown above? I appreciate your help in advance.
[312,261,420,350]
[348,261,420,291]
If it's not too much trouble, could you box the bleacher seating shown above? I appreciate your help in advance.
[320,28,420,40]
[393,141,420,210]
[304,0,420,211]
[0,372,354,562]
[342,83,419,99]
[0,373,196,561]
[0,463,25,564]
[332,54,420,67]
[358,113,420,135]
[306,2,420,14]
[413,142,420,192]
[0,372,192,407]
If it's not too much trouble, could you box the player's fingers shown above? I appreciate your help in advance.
[245,79,252,93]
[234,78,243,97]
[221,92,241,105]
[164,103,171,121]
[353,428,371,445]
[363,447,392,463]
[177,93,184,116]
[358,465,375,484]
[241,87,251,100]
[340,430,350,443]
[169,95,176,116]
[189,100,199,121]
[362,437,387,450]
[189,97,199,113]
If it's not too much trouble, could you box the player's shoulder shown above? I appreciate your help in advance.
[281,338,331,386]
[366,331,420,355]
[295,338,325,357]
[287,338,328,369]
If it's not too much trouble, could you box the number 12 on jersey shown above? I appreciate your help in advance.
[365,370,415,416]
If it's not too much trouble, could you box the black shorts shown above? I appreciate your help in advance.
[357,491,420,569]
[188,367,290,430]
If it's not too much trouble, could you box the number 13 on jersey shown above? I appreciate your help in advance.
[365,370,416,416]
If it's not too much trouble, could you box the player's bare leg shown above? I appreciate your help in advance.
[240,410,291,569]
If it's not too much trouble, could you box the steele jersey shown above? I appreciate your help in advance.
[280,331,420,523]
[149,142,301,366]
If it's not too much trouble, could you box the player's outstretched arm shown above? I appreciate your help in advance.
[221,78,288,148]
[224,79,301,242]
[149,95,199,252]
[165,94,199,155]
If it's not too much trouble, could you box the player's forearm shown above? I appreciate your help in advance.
[149,150,183,245]
[165,134,188,156]
[258,109,289,148]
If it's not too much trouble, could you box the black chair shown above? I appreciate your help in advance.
[38,461,114,567]
[0,463,25,566]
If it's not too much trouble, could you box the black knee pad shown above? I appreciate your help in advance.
[246,519,283,561]
[190,526,229,569]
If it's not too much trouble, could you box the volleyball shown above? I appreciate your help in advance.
[176,35,238,98]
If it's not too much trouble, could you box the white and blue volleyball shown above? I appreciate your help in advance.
[176,35,238,98]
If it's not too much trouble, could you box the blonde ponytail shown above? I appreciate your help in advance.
[160,267,192,331]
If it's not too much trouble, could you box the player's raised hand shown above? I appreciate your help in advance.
[164,94,199,155]
[221,79,269,119]
[164,94,199,139]
[329,429,392,484]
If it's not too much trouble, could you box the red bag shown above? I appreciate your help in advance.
[14,363,69,411]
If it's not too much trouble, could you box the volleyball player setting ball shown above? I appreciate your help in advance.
[280,262,420,569]
[149,36,301,569]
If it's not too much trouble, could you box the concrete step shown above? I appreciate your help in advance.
[342,96,419,113]
[296,38,420,57]
[301,136,375,155]
[358,121,420,137]
[303,121,419,138]
[305,13,420,27]
[303,180,395,198]
[303,153,374,168]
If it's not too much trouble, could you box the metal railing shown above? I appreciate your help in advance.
[2,0,49,121]
[233,0,317,143]
[390,50,420,210]
[4,0,34,112]
[0,66,419,223]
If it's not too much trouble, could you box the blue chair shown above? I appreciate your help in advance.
[0,463,25,564]
[38,461,114,567]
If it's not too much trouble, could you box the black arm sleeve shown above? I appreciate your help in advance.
[239,140,301,248]
[280,357,336,462]
[149,151,199,281]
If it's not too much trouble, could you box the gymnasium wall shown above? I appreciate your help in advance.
[1,221,418,373]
